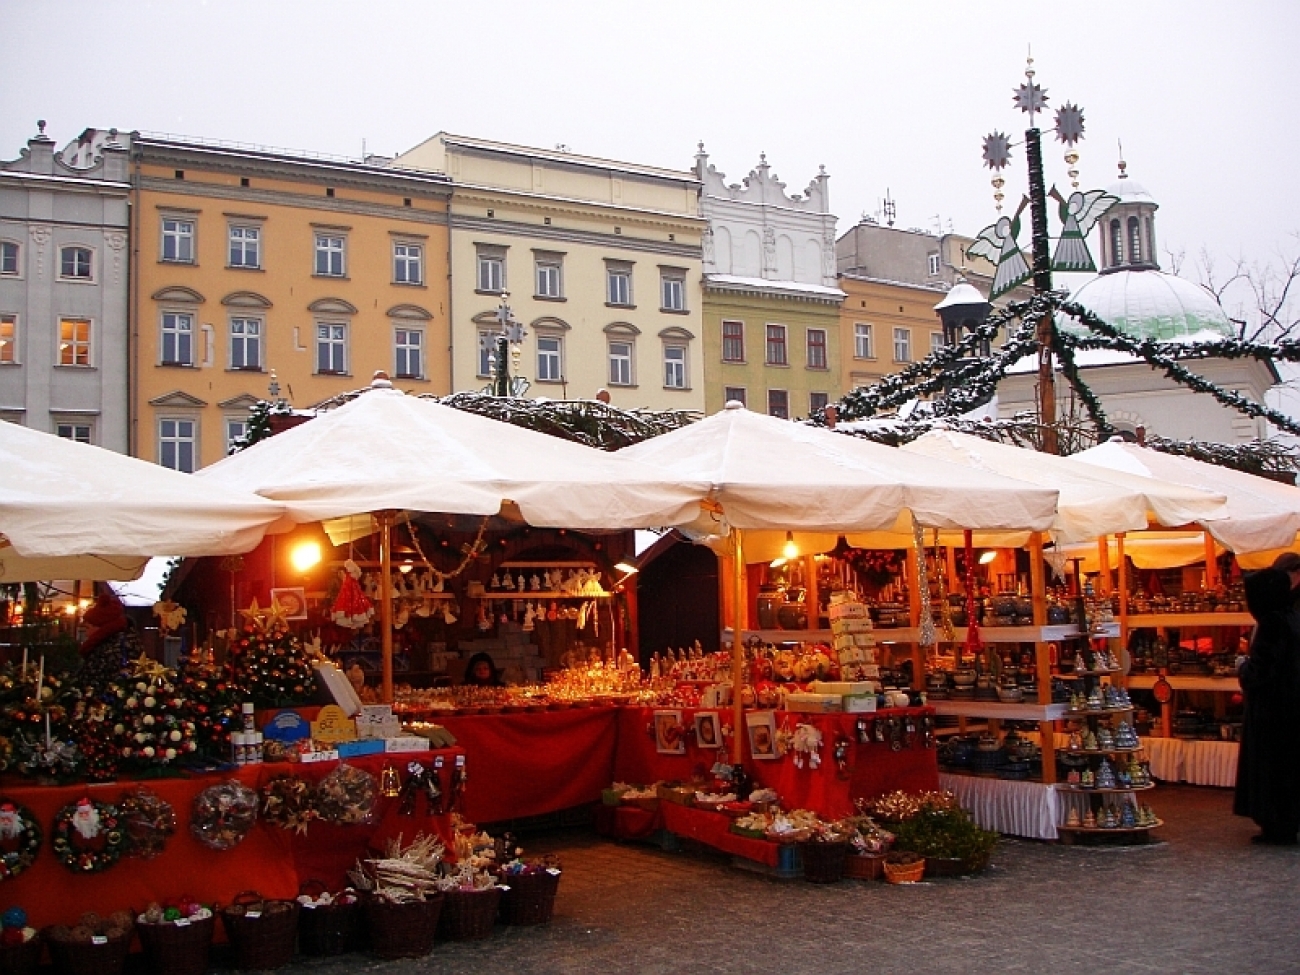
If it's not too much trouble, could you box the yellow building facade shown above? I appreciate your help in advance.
[129,136,452,469]
[838,273,947,393]
[393,134,705,411]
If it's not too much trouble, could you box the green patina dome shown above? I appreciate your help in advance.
[1056,269,1235,342]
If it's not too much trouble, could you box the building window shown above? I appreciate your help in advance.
[60,246,92,280]
[158,418,196,473]
[927,252,941,276]
[316,322,348,374]
[806,328,827,369]
[58,318,91,366]
[57,422,92,443]
[394,242,423,285]
[0,316,15,363]
[394,327,424,379]
[161,312,194,365]
[930,332,945,355]
[535,254,563,298]
[225,417,247,453]
[854,322,872,359]
[721,320,745,362]
[477,330,497,378]
[1128,216,1142,264]
[767,389,789,419]
[809,392,829,415]
[608,340,634,386]
[536,334,563,381]
[893,327,911,363]
[229,225,260,268]
[161,218,195,263]
[476,247,506,293]
[229,317,262,370]
[314,234,346,276]
[0,241,18,275]
[663,345,687,389]
[724,386,746,407]
[607,265,632,306]
[1109,219,1123,265]
[660,270,686,311]
[765,324,788,365]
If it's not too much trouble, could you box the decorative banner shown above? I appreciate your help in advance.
[311,704,358,743]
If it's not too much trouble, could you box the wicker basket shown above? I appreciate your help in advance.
[136,914,215,975]
[365,895,443,960]
[220,892,299,971]
[0,936,42,975]
[497,870,561,926]
[45,928,132,975]
[798,840,850,884]
[883,853,926,884]
[844,852,886,881]
[296,883,361,958]
[437,887,502,942]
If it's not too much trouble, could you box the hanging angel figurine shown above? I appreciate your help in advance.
[967,196,1032,300]
[1050,186,1118,272]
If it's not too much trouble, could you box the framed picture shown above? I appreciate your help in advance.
[746,710,779,761]
[694,711,721,749]
[270,587,308,621]
[653,709,686,755]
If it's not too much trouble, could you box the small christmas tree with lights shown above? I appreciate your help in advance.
[226,600,317,708]
[175,645,243,761]
[112,656,200,771]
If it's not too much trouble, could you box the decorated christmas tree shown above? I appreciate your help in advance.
[174,645,243,761]
[225,600,317,708]
[111,656,200,771]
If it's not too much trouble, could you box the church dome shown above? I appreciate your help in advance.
[1057,269,1235,342]
[1104,177,1156,207]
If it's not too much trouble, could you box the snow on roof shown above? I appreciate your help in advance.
[1057,269,1235,342]
[705,274,846,299]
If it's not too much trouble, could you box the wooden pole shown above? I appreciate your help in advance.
[906,544,924,690]
[1204,532,1219,589]
[378,510,395,704]
[1096,536,1112,595]
[1030,532,1056,784]
[804,554,819,634]
[1116,532,1129,687]
[732,529,746,765]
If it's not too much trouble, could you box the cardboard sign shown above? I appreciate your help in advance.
[311,704,358,743]
[263,709,311,743]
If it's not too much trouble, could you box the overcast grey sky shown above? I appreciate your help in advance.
[3,0,1297,303]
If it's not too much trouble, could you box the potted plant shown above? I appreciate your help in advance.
[891,806,997,877]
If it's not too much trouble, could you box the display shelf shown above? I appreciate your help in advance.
[1126,674,1240,692]
[1054,783,1156,794]
[1126,612,1252,628]
[1056,819,1163,834]
[1066,746,1143,756]
[890,624,1088,643]
[481,591,610,600]
[1063,707,1135,717]
[930,700,1069,722]
[1058,668,1121,679]
[723,629,833,643]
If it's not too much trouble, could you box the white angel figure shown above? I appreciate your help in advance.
[1050,186,1118,273]
[967,196,1032,300]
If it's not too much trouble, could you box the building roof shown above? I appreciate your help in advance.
[1104,176,1157,207]
[436,133,699,186]
[704,274,845,301]
[1056,269,1235,342]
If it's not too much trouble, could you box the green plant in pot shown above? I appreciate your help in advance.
[892,806,997,875]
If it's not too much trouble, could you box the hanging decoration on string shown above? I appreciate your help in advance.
[911,515,936,648]
[331,560,374,629]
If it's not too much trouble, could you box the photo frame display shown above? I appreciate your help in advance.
[270,587,308,620]
[654,710,686,755]
[745,710,779,760]
[694,711,721,749]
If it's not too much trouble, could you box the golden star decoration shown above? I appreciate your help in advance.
[131,653,171,682]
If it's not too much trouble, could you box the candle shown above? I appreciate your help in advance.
[44,711,50,749]
[20,648,27,677]
[36,657,43,698]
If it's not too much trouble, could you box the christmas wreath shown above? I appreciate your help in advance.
[117,786,176,859]
[260,774,318,835]
[0,800,42,882]
[51,797,124,874]
[190,780,258,851]
[315,763,377,825]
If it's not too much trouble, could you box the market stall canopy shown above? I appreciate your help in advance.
[194,383,708,530]
[1071,440,1300,567]
[0,546,147,584]
[0,421,288,569]
[902,430,1228,544]
[1054,531,1224,572]
[618,402,1060,535]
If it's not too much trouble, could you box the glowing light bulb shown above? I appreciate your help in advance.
[290,541,322,573]
[782,532,799,560]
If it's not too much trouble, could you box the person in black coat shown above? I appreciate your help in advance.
[1234,552,1300,844]
[462,651,505,687]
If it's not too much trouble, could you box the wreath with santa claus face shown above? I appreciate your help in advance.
[51,797,124,873]
[0,799,42,882]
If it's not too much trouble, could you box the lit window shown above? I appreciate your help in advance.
[229,226,260,268]
[663,345,687,389]
[607,266,632,305]
[159,418,196,472]
[765,324,788,365]
[161,312,194,365]
[395,327,424,379]
[316,322,348,373]
[893,327,911,363]
[721,320,745,362]
[394,242,423,284]
[162,219,194,263]
[0,241,18,275]
[806,328,827,369]
[229,318,262,370]
[767,389,789,419]
[314,235,346,276]
[0,316,15,363]
[724,386,746,407]
[609,341,633,386]
[854,322,872,359]
[535,257,563,298]
[57,422,92,443]
[809,392,829,415]
[59,318,91,366]
[660,271,686,311]
[60,246,92,279]
[537,335,563,381]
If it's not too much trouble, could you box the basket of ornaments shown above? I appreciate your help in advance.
[136,899,215,975]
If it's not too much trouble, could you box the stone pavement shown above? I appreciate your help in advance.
[208,785,1300,975]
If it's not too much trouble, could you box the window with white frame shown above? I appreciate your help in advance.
[225,417,248,453]
[162,218,195,263]
[536,334,563,382]
[393,242,423,285]
[56,421,92,443]
[854,322,873,359]
[477,330,497,378]
[58,318,91,366]
[606,263,633,306]
[721,320,745,362]
[608,340,633,386]
[535,253,563,298]
[0,316,15,364]
[314,234,346,276]
[0,241,18,275]
[229,225,260,268]
[893,326,911,363]
[723,386,746,407]
[930,332,944,355]
[161,312,194,365]
[476,246,506,293]
[663,344,687,389]
[765,323,788,365]
[394,327,424,379]
[229,317,262,370]
[158,417,196,473]
[927,252,940,276]
[660,269,686,311]
[768,389,789,419]
[806,328,827,369]
[316,322,348,374]
[60,246,92,280]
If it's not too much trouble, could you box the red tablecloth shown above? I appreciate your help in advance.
[660,803,779,867]
[0,750,460,929]
[437,706,619,823]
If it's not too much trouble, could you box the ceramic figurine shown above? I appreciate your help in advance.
[530,574,541,591]
[1066,807,1081,827]
[1121,801,1137,828]
[1067,768,1081,785]
[1083,729,1099,751]
[1083,808,1097,828]
[516,574,526,592]
[442,602,457,625]
[1096,759,1116,789]
[1068,731,1083,751]
[502,573,515,590]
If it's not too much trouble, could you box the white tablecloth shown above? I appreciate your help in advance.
[1140,737,1238,788]
[938,774,1061,840]
[1141,736,1183,782]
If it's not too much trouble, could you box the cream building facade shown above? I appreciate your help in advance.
[393,135,706,411]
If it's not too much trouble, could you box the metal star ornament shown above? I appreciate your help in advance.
[1054,102,1086,146]
[1013,80,1048,120]
[982,131,1012,171]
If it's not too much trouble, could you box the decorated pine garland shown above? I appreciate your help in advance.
[50,797,124,874]
[0,800,42,881]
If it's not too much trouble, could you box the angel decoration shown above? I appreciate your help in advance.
[1050,186,1117,272]
[967,196,1032,300]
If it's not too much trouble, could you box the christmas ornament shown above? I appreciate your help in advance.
[50,797,124,873]
[331,560,374,629]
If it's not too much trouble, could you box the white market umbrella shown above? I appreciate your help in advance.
[0,420,288,580]
[195,381,710,698]
[1072,440,1300,567]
